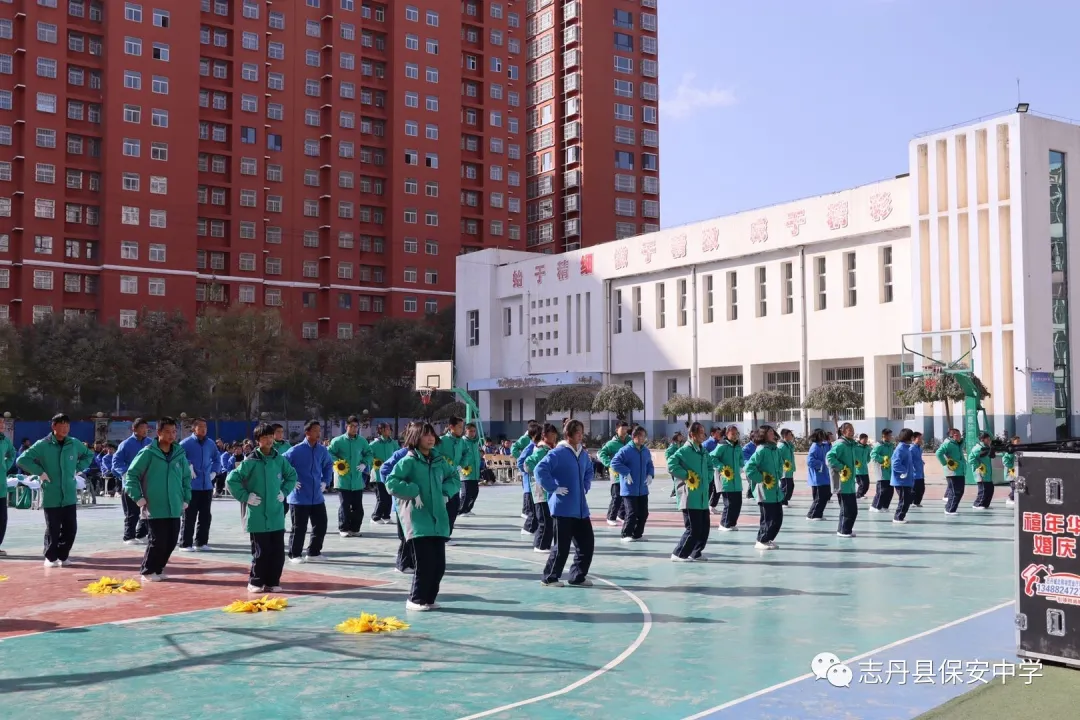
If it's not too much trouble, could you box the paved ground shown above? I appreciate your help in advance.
[0,478,1027,719]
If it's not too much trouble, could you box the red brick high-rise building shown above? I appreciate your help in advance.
[0,0,659,336]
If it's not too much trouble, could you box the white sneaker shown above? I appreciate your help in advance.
[520,529,532,536]
[59,560,72,567]
[806,517,824,522]
[1005,499,1016,507]
[671,554,693,562]
[944,510,958,516]
[606,520,619,527]
[913,504,923,508]
[141,574,161,583]
[304,554,319,563]
[43,559,61,568]
[717,525,734,532]
[267,586,283,593]
[754,541,770,550]
[893,518,908,524]
[837,532,856,538]
[540,579,564,587]
[288,556,306,564]
[767,541,779,549]
[568,578,594,587]
[395,567,415,574]
[123,539,139,545]
[339,531,350,537]
[427,602,440,610]
[972,506,986,511]
[156,572,168,581]
[247,583,265,593]
[869,508,883,513]
[692,555,709,562]
[520,513,528,519]
[179,546,195,552]
[533,547,548,553]
[620,536,634,543]
[709,507,722,515]
[406,600,431,612]
[196,545,210,552]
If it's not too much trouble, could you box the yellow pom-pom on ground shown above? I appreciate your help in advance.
[83,577,142,595]
[223,596,288,613]
[336,612,410,634]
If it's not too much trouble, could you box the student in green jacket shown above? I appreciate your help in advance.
[869,429,896,513]
[826,422,860,538]
[124,417,192,582]
[525,423,559,552]
[458,422,483,516]
[854,434,872,499]
[386,421,458,612]
[936,428,967,515]
[1004,435,1020,508]
[668,422,713,562]
[709,425,744,531]
[969,431,995,510]
[598,421,631,526]
[512,423,537,518]
[435,417,466,539]
[745,425,785,551]
[18,413,95,568]
[665,432,685,499]
[227,423,299,593]
[778,429,797,506]
[328,415,374,537]
[0,429,15,556]
[271,424,291,514]
[369,422,400,524]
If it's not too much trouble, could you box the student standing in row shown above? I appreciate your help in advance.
[369,423,399,525]
[0,428,14,556]
[742,430,760,499]
[124,417,191,582]
[669,422,712,562]
[778,429,797,506]
[227,423,298,593]
[710,425,743,532]
[458,422,483,516]
[745,426,785,551]
[179,418,221,553]
[517,425,542,538]
[1004,435,1020,508]
[381,422,420,575]
[329,415,373,538]
[19,414,95,568]
[936,428,967,515]
[870,429,896,513]
[969,432,995,510]
[284,421,333,564]
[806,429,832,520]
[524,424,559,553]
[512,423,537,519]
[890,429,917,524]
[436,417,466,541]
[666,432,684,499]
[854,434,871,499]
[386,422,457,611]
[599,422,631,526]
[703,427,723,514]
[534,419,595,588]
[910,432,926,507]
[826,422,859,538]
[611,426,654,543]
[114,419,152,545]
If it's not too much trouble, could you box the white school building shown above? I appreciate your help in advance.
[454,111,1076,443]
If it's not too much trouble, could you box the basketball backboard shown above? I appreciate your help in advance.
[415,360,453,391]
[900,330,978,377]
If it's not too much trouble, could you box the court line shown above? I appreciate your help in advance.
[450,547,653,720]
[681,600,1015,719]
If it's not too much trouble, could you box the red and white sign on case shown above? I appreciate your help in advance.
[786,210,806,237]
[534,265,546,285]
[827,201,849,230]
[614,246,629,270]
[579,253,594,276]
[869,192,893,222]
[1023,511,1080,559]
[670,234,688,259]
[556,259,569,281]
[750,219,768,244]
[702,227,719,252]
[512,270,523,289]
[641,240,657,263]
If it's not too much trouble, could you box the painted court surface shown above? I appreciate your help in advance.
[0,482,1025,719]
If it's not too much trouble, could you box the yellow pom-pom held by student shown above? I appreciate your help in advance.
[978,464,988,476]
[721,466,734,481]
[223,596,288,613]
[685,470,700,491]
[83,577,142,595]
[762,472,776,489]
[946,458,958,471]
[336,612,410,634]
[333,459,350,477]
[840,467,852,482]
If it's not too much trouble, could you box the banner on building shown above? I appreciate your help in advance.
[1031,372,1056,416]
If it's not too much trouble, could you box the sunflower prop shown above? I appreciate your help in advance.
[855,460,863,469]
[721,466,734,481]
[224,596,288,613]
[336,612,410,634]
[373,459,383,470]
[946,458,959,471]
[1008,468,1017,477]
[840,467,852,482]
[612,471,620,480]
[782,460,793,473]
[333,459,350,477]
[83,577,142,595]
[460,466,472,477]
[685,470,700,491]
[978,464,988,476]
[761,472,776,489]
[881,457,891,470]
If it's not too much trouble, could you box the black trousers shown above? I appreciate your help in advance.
[837,493,858,535]
[808,485,832,519]
[543,516,594,584]
[674,509,710,559]
[708,482,720,509]
[757,502,783,543]
[606,483,626,522]
[249,529,285,588]
[180,489,213,548]
[944,476,966,513]
[533,498,554,550]
[104,472,121,495]
[781,478,795,505]
[214,474,227,495]
[43,504,78,562]
[1009,480,1016,501]
[720,491,742,529]
[410,536,446,605]
[621,495,649,539]
[912,479,926,506]
[458,480,480,514]
[0,496,6,547]
[855,475,870,498]
[372,482,393,520]
[974,481,995,508]
[338,489,364,533]
[521,492,530,516]
[445,494,459,536]
[289,503,327,558]
[872,481,894,510]
[396,518,415,572]
[141,517,181,576]
[894,486,914,521]
[523,493,538,533]
[121,492,148,541]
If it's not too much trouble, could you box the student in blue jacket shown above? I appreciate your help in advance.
[99,444,117,496]
[611,426,654,542]
[179,418,222,552]
[114,419,152,544]
[742,430,760,498]
[517,426,542,538]
[534,419,595,588]
[890,429,917,523]
[806,429,832,520]
[382,422,420,575]
[284,420,334,563]
[910,432,926,507]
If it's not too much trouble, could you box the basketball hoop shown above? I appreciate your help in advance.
[925,366,944,392]
[419,388,433,405]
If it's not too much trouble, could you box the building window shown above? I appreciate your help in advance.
[655,282,666,329]
[677,279,688,326]
[880,246,894,303]
[467,310,480,346]
[815,256,827,310]
[765,371,801,422]
[120,275,138,294]
[404,297,418,313]
[703,275,714,323]
[726,272,738,321]
[888,364,915,421]
[756,266,767,317]
[632,286,642,332]
[782,262,794,315]
[713,375,744,423]
[842,252,857,307]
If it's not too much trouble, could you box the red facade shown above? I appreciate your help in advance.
[0,0,659,335]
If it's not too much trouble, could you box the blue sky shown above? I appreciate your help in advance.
[658,0,1080,227]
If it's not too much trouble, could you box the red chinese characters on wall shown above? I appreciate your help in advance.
[671,234,688,259]
[556,259,569,281]
[702,227,719,252]
[534,264,546,285]
[579,253,594,276]
[512,270,523,289]
[1024,511,1080,559]
[641,240,657,263]
[869,192,893,222]
[750,219,768,244]
[614,246,629,270]
[827,201,849,230]
[786,210,806,237]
